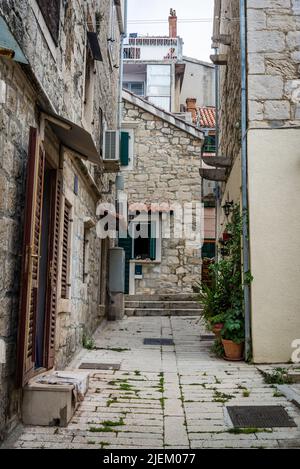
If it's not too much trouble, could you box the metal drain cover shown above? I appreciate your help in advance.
[143,338,174,346]
[227,406,297,428]
[79,363,120,370]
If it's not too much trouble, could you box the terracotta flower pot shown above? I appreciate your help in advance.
[212,323,224,339]
[222,339,244,361]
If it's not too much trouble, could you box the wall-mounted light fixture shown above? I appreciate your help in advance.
[222,200,234,217]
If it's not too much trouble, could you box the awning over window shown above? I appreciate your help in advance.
[41,110,101,165]
[0,17,28,64]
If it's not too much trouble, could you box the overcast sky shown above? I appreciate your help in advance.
[127,0,215,62]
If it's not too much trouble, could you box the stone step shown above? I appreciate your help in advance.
[125,308,202,317]
[125,301,202,310]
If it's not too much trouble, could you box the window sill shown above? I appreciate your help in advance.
[130,259,161,265]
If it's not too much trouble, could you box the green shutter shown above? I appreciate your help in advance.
[150,223,156,261]
[120,131,130,166]
[118,233,132,294]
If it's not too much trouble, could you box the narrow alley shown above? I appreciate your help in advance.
[4,315,300,449]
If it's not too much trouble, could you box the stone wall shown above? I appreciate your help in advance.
[0,0,122,440]
[218,0,242,163]
[247,0,300,126]
[122,97,203,295]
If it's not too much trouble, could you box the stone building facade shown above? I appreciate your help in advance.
[212,0,300,362]
[0,0,125,439]
[119,90,203,295]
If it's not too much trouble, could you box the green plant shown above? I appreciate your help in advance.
[262,367,293,385]
[198,204,249,348]
[82,333,95,350]
[211,339,224,358]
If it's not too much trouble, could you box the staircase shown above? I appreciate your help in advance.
[125,294,203,317]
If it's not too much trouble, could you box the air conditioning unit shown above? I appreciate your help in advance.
[103,130,119,161]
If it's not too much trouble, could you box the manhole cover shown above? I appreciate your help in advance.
[227,406,297,428]
[79,363,120,370]
[143,338,174,346]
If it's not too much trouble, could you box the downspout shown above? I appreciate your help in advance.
[117,0,127,129]
[240,0,252,360]
[214,51,220,257]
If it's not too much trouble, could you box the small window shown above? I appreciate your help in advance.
[37,0,61,45]
[123,81,144,96]
[123,47,141,60]
[133,222,156,261]
[83,41,95,124]
[104,130,119,160]
[203,135,216,154]
[61,200,71,299]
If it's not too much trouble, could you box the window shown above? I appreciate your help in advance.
[123,47,141,60]
[83,41,95,125]
[202,241,216,259]
[123,82,144,96]
[146,65,171,112]
[203,135,216,154]
[61,200,71,299]
[37,0,61,45]
[132,221,157,261]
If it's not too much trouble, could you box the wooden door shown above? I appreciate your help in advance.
[17,128,45,387]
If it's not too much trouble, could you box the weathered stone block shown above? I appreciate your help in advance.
[248,75,283,99]
[264,100,290,120]
[248,31,285,53]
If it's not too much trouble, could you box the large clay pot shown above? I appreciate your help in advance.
[222,339,244,361]
[212,323,224,339]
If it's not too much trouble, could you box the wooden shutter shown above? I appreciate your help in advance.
[61,201,71,299]
[44,170,63,369]
[120,131,130,166]
[36,0,61,45]
[17,128,45,387]
[150,222,156,261]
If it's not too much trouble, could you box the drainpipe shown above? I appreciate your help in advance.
[240,0,252,360]
[214,49,220,258]
[117,0,128,129]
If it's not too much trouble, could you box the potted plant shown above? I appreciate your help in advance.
[210,313,225,338]
[221,309,245,360]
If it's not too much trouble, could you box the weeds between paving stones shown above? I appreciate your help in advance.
[227,428,273,435]
[242,390,250,397]
[261,367,293,385]
[100,442,110,448]
[237,384,248,390]
[213,390,234,403]
[273,390,285,397]
[106,397,118,407]
[82,334,95,350]
[214,376,221,384]
[134,370,141,376]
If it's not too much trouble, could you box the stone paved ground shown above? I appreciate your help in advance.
[5,316,300,449]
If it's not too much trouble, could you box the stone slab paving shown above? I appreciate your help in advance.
[4,316,300,449]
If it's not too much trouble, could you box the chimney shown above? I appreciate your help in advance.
[186,98,197,122]
[169,8,177,38]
